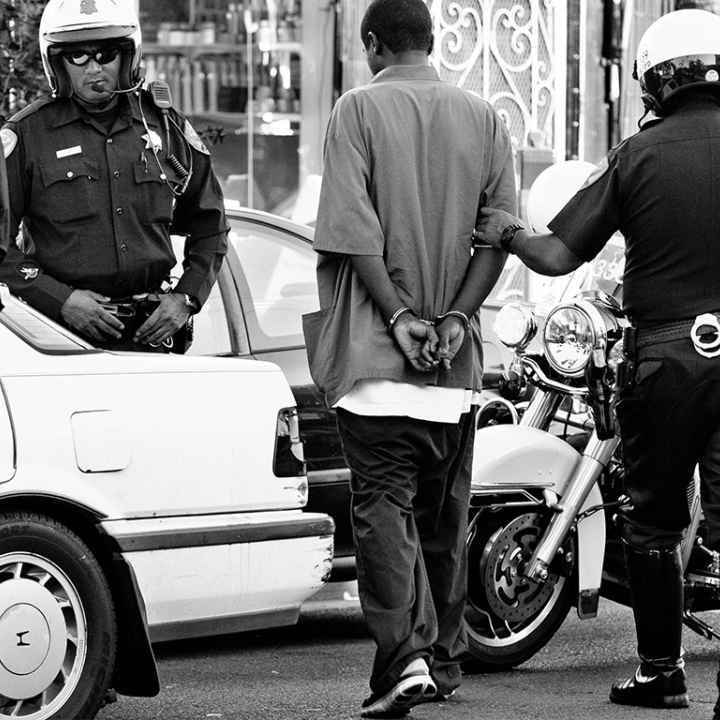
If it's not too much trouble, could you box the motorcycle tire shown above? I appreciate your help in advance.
[463,510,575,672]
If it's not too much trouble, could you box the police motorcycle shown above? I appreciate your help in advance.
[463,162,720,669]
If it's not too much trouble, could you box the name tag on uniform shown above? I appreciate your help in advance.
[56,146,82,159]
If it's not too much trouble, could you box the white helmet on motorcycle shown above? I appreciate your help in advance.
[526,160,596,234]
[39,0,143,98]
[633,9,720,113]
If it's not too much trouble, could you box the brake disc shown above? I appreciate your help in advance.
[480,513,559,624]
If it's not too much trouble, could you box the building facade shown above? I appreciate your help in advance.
[130,0,708,219]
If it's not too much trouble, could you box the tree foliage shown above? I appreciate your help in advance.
[1,0,45,123]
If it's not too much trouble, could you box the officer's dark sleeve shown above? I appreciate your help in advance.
[169,143,229,310]
[0,126,73,320]
[548,150,621,262]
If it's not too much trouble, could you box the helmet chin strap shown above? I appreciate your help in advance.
[637,93,664,128]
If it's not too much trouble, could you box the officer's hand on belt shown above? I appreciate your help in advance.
[61,289,125,342]
[133,292,190,346]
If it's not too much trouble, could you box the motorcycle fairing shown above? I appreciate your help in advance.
[472,424,606,618]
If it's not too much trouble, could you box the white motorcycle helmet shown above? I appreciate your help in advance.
[39,0,142,98]
[525,160,597,234]
[634,8,720,113]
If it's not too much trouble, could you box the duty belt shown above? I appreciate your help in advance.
[101,293,194,353]
[634,312,720,357]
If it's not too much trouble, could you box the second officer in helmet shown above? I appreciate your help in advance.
[476,8,720,716]
[0,0,228,351]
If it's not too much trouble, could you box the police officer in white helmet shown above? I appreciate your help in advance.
[0,0,228,351]
[475,9,720,714]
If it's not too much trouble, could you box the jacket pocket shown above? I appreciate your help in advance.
[132,161,175,224]
[38,156,101,223]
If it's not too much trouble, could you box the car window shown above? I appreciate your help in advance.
[228,219,319,351]
[170,238,232,355]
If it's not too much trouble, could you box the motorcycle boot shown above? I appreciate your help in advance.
[610,542,688,709]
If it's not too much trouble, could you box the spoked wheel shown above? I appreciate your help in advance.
[0,513,117,719]
[464,511,575,670]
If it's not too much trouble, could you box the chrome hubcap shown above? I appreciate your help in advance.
[0,554,87,719]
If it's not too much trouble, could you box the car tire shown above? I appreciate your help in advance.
[0,511,117,719]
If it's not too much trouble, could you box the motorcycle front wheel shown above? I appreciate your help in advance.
[464,510,575,671]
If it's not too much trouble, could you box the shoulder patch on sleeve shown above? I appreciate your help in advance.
[1,128,17,159]
[183,120,209,155]
[578,137,628,191]
[578,156,609,191]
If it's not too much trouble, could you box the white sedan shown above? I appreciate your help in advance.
[0,286,334,720]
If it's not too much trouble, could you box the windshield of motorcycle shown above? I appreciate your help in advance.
[487,232,625,314]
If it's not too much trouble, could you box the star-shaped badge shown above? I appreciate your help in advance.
[141,130,163,152]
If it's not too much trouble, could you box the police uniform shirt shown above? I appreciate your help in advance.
[0,91,229,320]
[549,94,720,325]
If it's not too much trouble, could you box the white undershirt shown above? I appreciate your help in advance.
[334,378,479,423]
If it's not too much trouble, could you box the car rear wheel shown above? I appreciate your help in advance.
[0,512,117,719]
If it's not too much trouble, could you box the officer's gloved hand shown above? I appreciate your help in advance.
[133,293,190,347]
[61,289,124,342]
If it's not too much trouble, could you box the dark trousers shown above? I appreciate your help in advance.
[616,335,720,670]
[617,336,720,548]
[336,407,476,697]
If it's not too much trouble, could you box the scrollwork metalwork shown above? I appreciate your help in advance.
[429,0,565,151]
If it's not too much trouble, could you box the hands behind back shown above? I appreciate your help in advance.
[392,313,439,372]
[391,312,466,372]
[434,316,466,371]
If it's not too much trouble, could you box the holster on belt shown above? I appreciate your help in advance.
[615,326,637,392]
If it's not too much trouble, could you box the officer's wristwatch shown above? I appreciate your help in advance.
[500,223,524,253]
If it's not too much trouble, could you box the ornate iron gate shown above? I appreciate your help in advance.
[429,0,567,155]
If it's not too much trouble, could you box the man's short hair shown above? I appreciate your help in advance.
[360,0,433,54]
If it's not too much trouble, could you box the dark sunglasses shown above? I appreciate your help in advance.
[61,46,121,67]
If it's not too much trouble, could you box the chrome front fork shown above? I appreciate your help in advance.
[525,432,620,583]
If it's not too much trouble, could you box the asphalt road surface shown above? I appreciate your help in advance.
[98,582,720,720]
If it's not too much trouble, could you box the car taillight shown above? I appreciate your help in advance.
[274,407,306,478]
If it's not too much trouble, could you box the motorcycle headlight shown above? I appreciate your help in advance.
[542,299,621,378]
[493,303,537,350]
